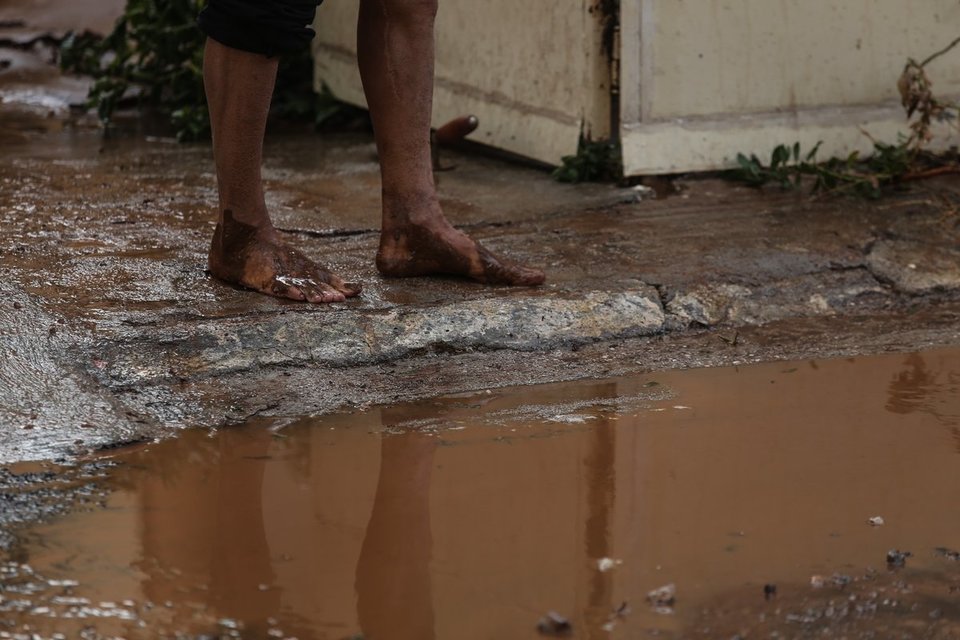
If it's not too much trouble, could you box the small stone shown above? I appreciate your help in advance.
[596,558,622,572]
[886,549,912,569]
[646,584,676,614]
[536,611,572,636]
[831,574,852,589]
[934,547,960,561]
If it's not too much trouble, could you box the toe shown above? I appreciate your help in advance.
[313,269,362,298]
[304,281,346,304]
[332,278,363,298]
[270,278,308,301]
[515,266,546,286]
[476,245,545,286]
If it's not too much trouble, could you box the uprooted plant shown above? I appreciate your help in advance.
[729,36,960,198]
[899,36,960,150]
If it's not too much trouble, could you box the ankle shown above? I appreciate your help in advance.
[218,208,274,234]
[381,188,443,227]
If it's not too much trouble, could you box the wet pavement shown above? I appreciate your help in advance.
[2,0,960,463]
[1,112,959,462]
[1,347,959,639]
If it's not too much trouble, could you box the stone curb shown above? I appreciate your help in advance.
[98,287,665,387]
[866,239,960,295]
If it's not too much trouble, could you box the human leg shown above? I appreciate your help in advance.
[201,7,360,303]
[356,0,545,286]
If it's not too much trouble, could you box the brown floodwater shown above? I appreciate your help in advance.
[2,348,960,639]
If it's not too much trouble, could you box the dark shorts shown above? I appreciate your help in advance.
[198,0,324,57]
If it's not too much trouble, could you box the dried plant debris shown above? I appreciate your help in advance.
[898,36,960,149]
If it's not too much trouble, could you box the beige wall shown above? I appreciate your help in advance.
[313,0,611,163]
[629,0,960,121]
[313,1,960,174]
[621,0,960,174]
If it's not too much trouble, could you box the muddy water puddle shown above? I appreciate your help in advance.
[3,348,960,639]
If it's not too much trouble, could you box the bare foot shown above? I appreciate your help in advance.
[208,210,362,303]
[376,218,546,287]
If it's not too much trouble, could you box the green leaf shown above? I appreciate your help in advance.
[804,141,823,163]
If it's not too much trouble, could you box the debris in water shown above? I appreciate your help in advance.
[550,414,596,424]
[536,611,573,636]
[934,547,960,561]
[601,601,630,632]
[886,549,913,569]
[831,574,852,589]
[47,579,79,588]
[810,575,826,589]
[764,584,777,600]
[646,583,676,614]
[867,516,885,526]
[596,557,623,572]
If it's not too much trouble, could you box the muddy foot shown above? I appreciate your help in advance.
[376,221,545,286]
[208,210,362,303]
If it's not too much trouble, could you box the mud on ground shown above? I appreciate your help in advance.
[0,119,958,570]
[1,120,959,461]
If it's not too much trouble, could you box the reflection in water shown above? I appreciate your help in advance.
[9,347,960,639]
[135,420,442,639]
[356,431,437,640]
[124,385,624,638]
[886,352,960,453]
[887,353,940,416]
[582,384,618,639]
[137,428,292,637]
